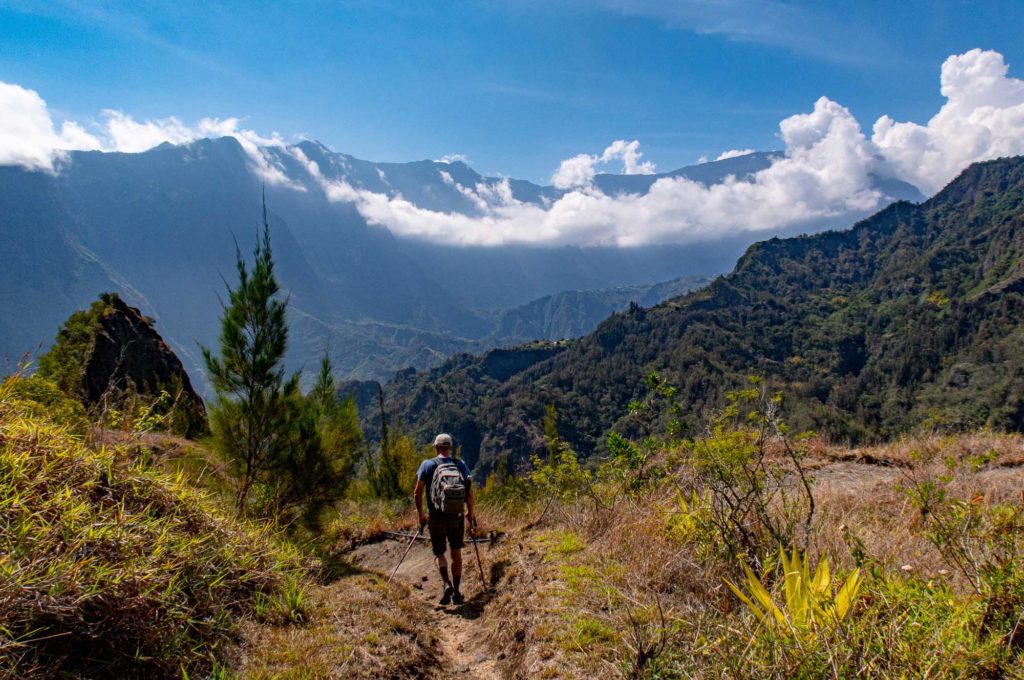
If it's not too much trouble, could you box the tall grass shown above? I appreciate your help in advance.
[0,375,305,678]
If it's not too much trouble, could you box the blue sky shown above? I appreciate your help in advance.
[1,0,1023,182]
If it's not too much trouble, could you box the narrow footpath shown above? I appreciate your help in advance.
[351,536,501,680]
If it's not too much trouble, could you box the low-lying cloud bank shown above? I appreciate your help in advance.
[3,49,1024,247]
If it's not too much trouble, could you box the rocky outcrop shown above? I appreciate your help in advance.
[86,295,202,399]
[39,293,206,436]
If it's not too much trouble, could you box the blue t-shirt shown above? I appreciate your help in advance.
[417,456,472,514]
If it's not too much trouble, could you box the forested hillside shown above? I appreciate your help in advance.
[381,157,1024,474]
[486,275,711,343]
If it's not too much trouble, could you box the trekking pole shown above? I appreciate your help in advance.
[469,522,487,589]
[388,525,423,583]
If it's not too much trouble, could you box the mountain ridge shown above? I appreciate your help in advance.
[374,156,1024,474]
[0,137,924,386]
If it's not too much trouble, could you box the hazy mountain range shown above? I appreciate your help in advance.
[0,138,922,385]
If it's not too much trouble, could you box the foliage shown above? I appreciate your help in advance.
[478,453,530,508]
[364,386,402,499]
[904,459,1024,653]
[529,406,595,507]
[726,547,863,641]
[362,386,428,500]
[682,377,815,567]
[0,374,304,679]
[36,293,205,437]
[1,373,86,431]
[202,205,296,512]
[36,294,111,398]
[263,355,363,528]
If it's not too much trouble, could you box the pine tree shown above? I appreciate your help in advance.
[271,354,362,525]
[202,200,297,513]
[366,385,403,498]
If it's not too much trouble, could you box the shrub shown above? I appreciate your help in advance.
[2,373,86,431]
[684,377,815,569]
[904,458,1024,655]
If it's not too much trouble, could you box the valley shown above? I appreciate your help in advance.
[0,138,915,387]
[4,14,1024,675]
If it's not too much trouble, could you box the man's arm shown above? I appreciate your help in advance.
[414,479,427,527]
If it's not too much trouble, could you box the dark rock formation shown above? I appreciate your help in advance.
[39,293,206,436]
[86,296,203,402]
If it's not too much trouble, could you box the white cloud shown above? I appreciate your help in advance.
[340,49,1024,246]
[99,110,303,188]
[436,153,471,164]
[312,95,881,247]
[551,139,655,188]
[715,148,755,161]
[601,139,656,175]
[551,153,600,189]
[0,82,102,172]
[4,48,1024,247]
[873,49,1024,193]
[0,82,297,186]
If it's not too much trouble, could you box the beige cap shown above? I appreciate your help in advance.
[433,433,453,448]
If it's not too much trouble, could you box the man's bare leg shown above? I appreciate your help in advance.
[436,553,454,604]
[435,553,452,588]
[451,548,464,603]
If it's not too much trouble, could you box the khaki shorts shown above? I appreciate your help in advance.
[427,513,465,555]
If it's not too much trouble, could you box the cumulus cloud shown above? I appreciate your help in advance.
[4,48,1024,247]
[0,81,297,186]
[551,153,600,189]
[551,139,655,188]
[333,48,1024,246]
[873,49,1024,193]
[307,95,882,247]
[601,139,656,175]
[0,82,102,171]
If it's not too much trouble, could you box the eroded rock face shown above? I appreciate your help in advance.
[41,293,206,436]
[87,295,206,432]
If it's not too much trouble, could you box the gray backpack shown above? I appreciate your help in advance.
[430,458,466,515]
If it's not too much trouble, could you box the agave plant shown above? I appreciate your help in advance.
[725,546,863,640]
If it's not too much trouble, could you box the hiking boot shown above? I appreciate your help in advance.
[440,586,454,605]
[452,590,464,605]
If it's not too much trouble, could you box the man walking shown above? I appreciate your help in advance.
[414,433,477,605]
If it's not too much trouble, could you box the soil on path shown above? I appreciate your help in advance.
[351,536,500,680]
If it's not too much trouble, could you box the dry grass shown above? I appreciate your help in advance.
[814,432,1024,471]
[477,431,1024,678]
[811,432,1024,582]
[237,573,440,679]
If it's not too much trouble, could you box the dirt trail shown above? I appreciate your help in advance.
[351,536,500,680]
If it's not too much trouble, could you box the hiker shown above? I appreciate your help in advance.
[414,433,477,605]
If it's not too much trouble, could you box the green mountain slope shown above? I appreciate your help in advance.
[488,275,711,343]
[381,157,1024,474]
